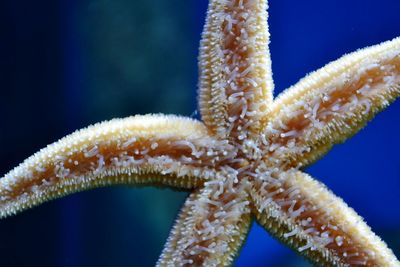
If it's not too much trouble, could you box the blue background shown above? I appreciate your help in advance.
[0,0,399,266]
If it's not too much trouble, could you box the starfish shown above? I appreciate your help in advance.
[1,0,400,266]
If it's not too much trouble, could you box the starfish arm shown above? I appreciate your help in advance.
[157,179,252,266]
[263,37,400,168]
[251,169,399,266]
[198,0,273,141]
[0,114,233,219]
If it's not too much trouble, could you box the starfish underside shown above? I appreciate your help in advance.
[1,0,400,266]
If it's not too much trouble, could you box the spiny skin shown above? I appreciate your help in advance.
[199,0,273,141]
[1,0,400,266]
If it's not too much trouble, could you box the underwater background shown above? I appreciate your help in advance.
[0,0,400,266]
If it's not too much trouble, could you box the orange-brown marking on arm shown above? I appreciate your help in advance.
[262,38,400,168]
[0,115,233,218]
[251,170,399,266]
[199,0,273,142]
[158,179,251,267]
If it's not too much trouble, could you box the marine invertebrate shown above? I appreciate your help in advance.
[1,0,400,266]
